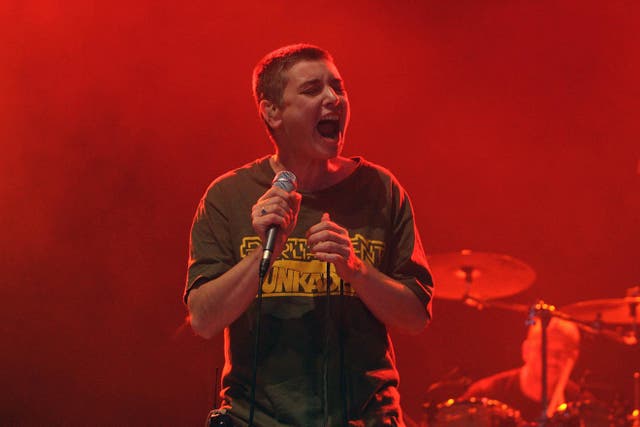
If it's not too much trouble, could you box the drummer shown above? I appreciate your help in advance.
[459,317,587,423]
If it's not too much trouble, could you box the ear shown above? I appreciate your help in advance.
[259,99,282,130]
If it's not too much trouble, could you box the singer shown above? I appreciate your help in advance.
[184,44,434,426]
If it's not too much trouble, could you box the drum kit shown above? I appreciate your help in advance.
[421,249,640,427]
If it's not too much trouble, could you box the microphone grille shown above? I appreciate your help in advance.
[272,170,297,192]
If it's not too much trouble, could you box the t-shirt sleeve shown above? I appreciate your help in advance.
[183,183,235,304]
[387,182,434,319]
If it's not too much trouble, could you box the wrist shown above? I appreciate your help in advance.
[346,256,366,283]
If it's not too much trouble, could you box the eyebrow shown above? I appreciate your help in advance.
[298,79,322,90]
[298,77,344,90]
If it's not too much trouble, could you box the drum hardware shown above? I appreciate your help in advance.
[427,250,536,300]
[459,298,633,425]
[463,294,530,313]
[457,291,639,426]
[421,367,474,425]
[428,250,639,425]
[527,301,557,427]
[560,286,640,347]
[526,299,640,426]
[546,288,640,426]
[631,372,640,427]
[423,397,522,427]
[561,297,640,326]
[548,399,619,427]
[560,297,639,346]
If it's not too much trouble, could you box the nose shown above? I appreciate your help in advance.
[323,86,340,106]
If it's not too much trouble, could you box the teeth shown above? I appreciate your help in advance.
[320,115,339,121]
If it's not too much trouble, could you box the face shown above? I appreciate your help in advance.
[265,59,350,162]
[522,334,579,385]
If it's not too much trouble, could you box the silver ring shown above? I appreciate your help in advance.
[260,207,267,216]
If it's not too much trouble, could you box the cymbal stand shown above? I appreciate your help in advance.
[463,294,530,313]
[545,303,637,346]
[527,300,554,427]
[632,371,640,427]
[460,265,474,298]
[623,288,638,426]
[627,286,639,341]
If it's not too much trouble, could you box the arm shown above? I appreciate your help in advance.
[187,186,301,339]
[345,256,428,335]
[459,379,488,400]
[306,213,429,335]
[188,248,263,339]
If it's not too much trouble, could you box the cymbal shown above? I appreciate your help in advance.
[428,250,536,300]
[561,297,640,325]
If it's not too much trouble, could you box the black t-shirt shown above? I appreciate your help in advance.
[186,156,433,426]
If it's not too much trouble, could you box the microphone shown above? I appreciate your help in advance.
[259,171,297,277]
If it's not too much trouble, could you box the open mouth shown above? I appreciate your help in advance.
[316,118,340,140]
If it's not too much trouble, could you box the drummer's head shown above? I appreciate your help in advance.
[522,317,580,381]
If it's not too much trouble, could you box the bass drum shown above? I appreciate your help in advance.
[425,397,523,427]
[548,400,625,427]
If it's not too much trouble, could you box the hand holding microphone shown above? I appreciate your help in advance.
[252,171,300,277]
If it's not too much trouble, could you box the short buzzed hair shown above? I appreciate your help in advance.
[526,317,581,351]
[252,43,333,108]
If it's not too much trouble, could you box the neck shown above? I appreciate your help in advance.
[270,154,355,192]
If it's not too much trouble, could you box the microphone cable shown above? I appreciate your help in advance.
[323,262,349,427]
[323,262,331,427]
[248,269,266,427]
[339,276,348,426]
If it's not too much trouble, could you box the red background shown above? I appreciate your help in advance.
[1,1,639,425]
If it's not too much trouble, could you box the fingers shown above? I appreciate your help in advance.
[310,229,363,284]
[251,188,301,241]
[251,199,290,221]
[311,241,351,261]
[306,212,346,238]
[310,229,349,251]
[253,189,297,216]
[306,212,352,259]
